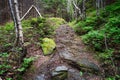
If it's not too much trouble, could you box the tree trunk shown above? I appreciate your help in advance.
[96,0,100,16]
[8,0,18,41]
[82,0,86,19]
[72,0,82,20]
[13,0,24,46]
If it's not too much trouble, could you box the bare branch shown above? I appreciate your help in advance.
[21,5,42,21]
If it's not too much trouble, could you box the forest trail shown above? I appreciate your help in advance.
[23,24,103,80]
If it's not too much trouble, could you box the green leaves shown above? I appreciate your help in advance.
[79,71,83,76]
[17,57,35,72]
[0,53,11,75]
[0,52,9,57]
[82,30,104,51]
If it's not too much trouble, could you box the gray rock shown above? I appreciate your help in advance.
[59,50,100,72]
[51,71,61,76]
[59,49,75,61]
[51,71,67,80]
[51,66,68,80]
[76,58,99,71]
[35,74,45,80]
[51,66,68,76]
[68,69,86,80]
[55,66,68,72]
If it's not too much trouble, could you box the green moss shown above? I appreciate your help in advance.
[68,20,77,28]
[41,38,56,56]
[47,17,66,29]
[4,22,14,31]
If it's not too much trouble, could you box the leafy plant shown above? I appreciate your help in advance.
[17,57,35,72]
[105,77,115,80]
[4,22,14,31]
[98,49,114,64]
[0,53,11,75]
[82,30,104,51]
[6,78,13,80]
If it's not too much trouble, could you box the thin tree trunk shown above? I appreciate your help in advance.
[13,0,24,46]
[82,0,86,19]
[96,0,100,16]
[8,0,18,40]
[72,0,82,19]
[103,0,106,10]
[100,0,103,9]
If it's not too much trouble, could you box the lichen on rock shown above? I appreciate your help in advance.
[41,38,56,56]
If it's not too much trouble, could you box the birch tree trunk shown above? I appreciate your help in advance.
[96,0,100,16]
[100,0,103,9]
[67,0,74,20]
[8,0,18,39]
[13,0,24,46]
[82,0,86,19]
[72,0,82,20]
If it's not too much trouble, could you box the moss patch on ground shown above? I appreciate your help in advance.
[41,38,56,55]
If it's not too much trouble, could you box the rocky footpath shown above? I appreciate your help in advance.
[24,25,103,80]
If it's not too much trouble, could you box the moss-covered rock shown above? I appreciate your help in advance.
[41,38,56,56]
[52,71,67,80]
[46,17,66,29]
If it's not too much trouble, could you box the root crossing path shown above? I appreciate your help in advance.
[23,24,103,80]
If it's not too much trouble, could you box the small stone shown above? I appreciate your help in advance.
[68,69,86,80]
[59,50,75,61]
[55,66,68,72]
[35,74,45,80]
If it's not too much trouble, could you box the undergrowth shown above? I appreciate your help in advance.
[71,0,120,79]
[0,17,65,79]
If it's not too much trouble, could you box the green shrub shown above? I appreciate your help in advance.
[73,16,106,35]
[0,53,12,76]
[98,49,114,64]
[73,0,120,50]
[46,17,66,29]
[85,17,96,26]
[4,22,14,31]
[30,17,55,38]
[73,21,94,35]
[103,16,120,47]
[17,57,35,72]
[82,30,104,51]
[105,0,120,14]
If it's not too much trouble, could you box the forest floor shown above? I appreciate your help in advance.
[23,24,103,80]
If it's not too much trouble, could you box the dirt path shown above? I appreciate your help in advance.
[23,24,103,80]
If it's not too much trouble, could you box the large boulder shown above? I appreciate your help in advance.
[75,58,99,72]
[59,50,100,72]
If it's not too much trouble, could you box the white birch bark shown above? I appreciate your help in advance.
[82,0,86,19]
[14,0,24,46]
[72,0,82,20]
[8,0,18,40]
[96,0,100,16]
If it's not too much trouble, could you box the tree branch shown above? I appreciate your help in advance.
[21,5,42,21]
